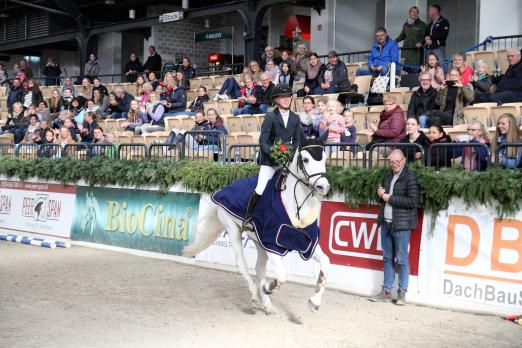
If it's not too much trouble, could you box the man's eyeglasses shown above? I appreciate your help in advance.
[389,160,403,165]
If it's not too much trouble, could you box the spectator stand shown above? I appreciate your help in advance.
[118,143,148,160]
[181,130,227,164]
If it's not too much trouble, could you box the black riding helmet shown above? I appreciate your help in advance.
[271,84,293,99]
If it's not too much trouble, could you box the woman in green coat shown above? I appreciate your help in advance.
[395,6,427,70]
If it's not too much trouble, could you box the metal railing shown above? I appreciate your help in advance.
[482,35,522,51]
[118,144,148,160]
[149,143,181,161]
[181,130,227,163]
[368,143,425,169]
[227,144,260,163]
[427,143,491,171]
[324,143,367,168]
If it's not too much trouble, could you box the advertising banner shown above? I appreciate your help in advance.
[71,186,200,256]
[0,180,76,239]
[418,198,522,313]
[319,202,423,275]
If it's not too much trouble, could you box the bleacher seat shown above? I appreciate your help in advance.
[463,106,490,126]
[212,75,226,88]
[200,77,214,90]
[241,115,259,133]
[180,117,196,131]
[226,116,243,133]
[189,78,201,90]
[369,105,384,112]
[496,50,509,74]
[365,111,381,126]
[353,75,372,96]
[164,117,182,131]
[383,92,404,105]
[490,105,519,125]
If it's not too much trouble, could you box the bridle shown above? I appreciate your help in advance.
[282,144,328,220]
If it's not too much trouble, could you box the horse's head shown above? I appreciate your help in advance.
[292,130,330,197]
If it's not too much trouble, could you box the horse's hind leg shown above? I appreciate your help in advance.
[308,245,330,312]
[253,240,273,313]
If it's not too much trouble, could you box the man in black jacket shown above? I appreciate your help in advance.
[370,149,419,305]
[424,4,450,63]
[474,48,522,104]
[142,46,162,76]
[408,72,437,128]
[242,84,301,230]
[253,73,275,114]
[7,78,23,113]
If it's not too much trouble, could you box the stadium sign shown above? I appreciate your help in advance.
[159,11,183,23]
[195,27,233,43]
[71,186,200,256]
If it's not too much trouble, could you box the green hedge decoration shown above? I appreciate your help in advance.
[0,157,520,220]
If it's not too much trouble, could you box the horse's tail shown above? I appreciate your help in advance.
[182,196,223,258]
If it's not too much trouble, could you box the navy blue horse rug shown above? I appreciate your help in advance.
[211,174,320,260]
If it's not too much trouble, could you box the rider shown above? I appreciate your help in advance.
[243,84,302,230]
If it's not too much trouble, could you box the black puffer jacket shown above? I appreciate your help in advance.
[377,167,420,232]
[317,61,351,92]
[407,86,437,118]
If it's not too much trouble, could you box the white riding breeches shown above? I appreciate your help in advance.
[255,165,277,195]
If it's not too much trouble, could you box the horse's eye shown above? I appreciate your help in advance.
[303,158,309,163]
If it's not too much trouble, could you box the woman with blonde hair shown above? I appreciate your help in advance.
[453,120,490,171]
[492,113,522,168]
[77,78,93,102]
[162,72,177,94]
[56,126,76,146]
[214,60,262,100]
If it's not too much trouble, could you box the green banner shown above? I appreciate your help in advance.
[71,186,200,256]
[195,27,233,42]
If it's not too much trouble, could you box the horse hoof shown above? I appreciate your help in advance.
[251,298,263,311]
[308,299,320,313]
[263,285,273,295]
[264,305,276,315]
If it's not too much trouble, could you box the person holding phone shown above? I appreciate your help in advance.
[429,68,474,126]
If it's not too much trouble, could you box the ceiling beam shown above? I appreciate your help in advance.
[6,0,72,17]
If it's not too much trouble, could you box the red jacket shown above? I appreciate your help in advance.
[374,105,406,143]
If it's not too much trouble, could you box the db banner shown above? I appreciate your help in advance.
[418,198,522,313]
[319,202,423,275]
[0,180,76,239]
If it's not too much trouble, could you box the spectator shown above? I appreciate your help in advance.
[167,111,209,150]
[122,99,146,135]
[408,72,437,128]
[471,60,493,93]
[141,92,166,133]
[148,72,160,90]
[204,108,228,151]
[33,119,50,144]
[474,48,522,104]
[135,75,146,95]
[62,77,76,96]
[19,59,33,79]
[357,27,399,77]
[314,97,327,129]
[103,132,119,159]
[85,99,102,120]
[372,149,419,306]
[0,102,28,143]
[63,118,79,140]
[260,45,282,70]
[297,52,323,97]
[424,4,450,63]
[294,43,309,80]
[451,52,473,85]
[156,84,170,110]
[214,61,262,100]
[279,50,295,73]
[0,64,7,87]
[395,6,427,70]
[37,129,59,158]
[91,126,106,145]
[364,95,406,150]
[36,100,50,122]
[427,125,452,168]
[142,45,162,75]
[77,78,93,103]
[78,111,99,143]
[92,78,109,98]
[264,60,280,85]
[399,117,430,163]
[21,114,40,143]
[108,93,119,118]
[492,113,522,169]
[111,87,134,119]
[163,72,177,95]
[453,120,490,171]
[84,53,100,82]
[7,78,23,113]
[42,58,61,86]
[70,98,85,124]
[341,109,357,146]
[421,53,445,90]
[22,80,43,109]
[60,88,74,111]
[164,81,187,116]
[48,89,62,118]
[252,74,275,114]
[186,86,209,115]
[299,96,320,138]
[140,83,154,106]
[13,63,26,83]
[175,71,190,90]
[178,56,195,81]
[278,61,294,89]
[431,68,474,126]
[52,110,72,130]
[124,52,143,83]
[92,89,109,118]
[315,51,350,95]
[233,77,260,115]
[319,100,346,150]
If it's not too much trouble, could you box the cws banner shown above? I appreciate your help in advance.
[319,202,423,275]
[418,198,522,313]
[0,180,76,239]
[71,186,200,256]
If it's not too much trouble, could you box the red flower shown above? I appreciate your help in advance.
[279,143,288,152]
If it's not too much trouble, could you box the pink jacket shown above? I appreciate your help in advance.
[320,113,346,142]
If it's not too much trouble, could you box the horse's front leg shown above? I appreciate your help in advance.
[265,252,287,294]
[253,240,273,314]
[308,245,329,312]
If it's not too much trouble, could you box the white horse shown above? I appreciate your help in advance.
[183,132,331,314]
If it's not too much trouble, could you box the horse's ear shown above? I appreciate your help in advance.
[299,130,308,148]
[318,130,329,145]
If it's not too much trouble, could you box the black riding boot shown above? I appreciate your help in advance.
[242,191,261,230]
[167,131,183,150]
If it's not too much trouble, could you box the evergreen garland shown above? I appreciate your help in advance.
[0,156,520,220]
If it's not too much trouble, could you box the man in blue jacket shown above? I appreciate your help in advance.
[357,27,399,77]
[111,87,134,119]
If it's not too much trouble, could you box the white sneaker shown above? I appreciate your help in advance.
[213,94,220,101]
[221,94,229,101]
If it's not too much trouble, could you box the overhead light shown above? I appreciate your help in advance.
[0,13,9,19]
[182,0,189,10]
[204,18,210,29]
[129,8,135,19]
[105,0,116,5]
